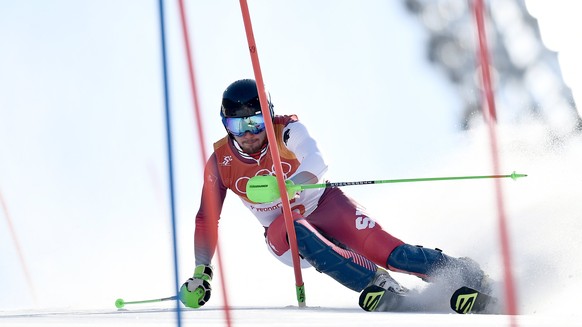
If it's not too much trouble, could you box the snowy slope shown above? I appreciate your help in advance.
[0,306,579,327]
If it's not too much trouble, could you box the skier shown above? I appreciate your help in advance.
[179,79,490,311]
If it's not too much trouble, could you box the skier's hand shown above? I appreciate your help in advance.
[284,179,301,199]
[179,264,213,308]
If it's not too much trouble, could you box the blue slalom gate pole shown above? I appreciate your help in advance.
[157,0,182,326]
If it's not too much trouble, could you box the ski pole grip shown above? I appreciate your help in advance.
[246,175,302,203]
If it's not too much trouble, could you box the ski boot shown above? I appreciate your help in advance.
[358,269,407,312]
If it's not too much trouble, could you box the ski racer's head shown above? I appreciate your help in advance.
[220,79,274,154]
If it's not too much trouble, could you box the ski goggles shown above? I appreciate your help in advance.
[224,114,266,137]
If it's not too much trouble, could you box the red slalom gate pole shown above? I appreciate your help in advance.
[177,0,233,324]
[0,190,37,304]
[238,0,306,307]
[473,0,518,321]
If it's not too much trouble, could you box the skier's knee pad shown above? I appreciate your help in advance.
[294,219,377,292]
[265,213,292,256]
[265,213,311,268]
[387,244,451,279]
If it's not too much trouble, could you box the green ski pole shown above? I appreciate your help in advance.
[115,295,178,309]
[247,171,527,203]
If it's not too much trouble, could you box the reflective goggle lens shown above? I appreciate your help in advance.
[225,114,266,137]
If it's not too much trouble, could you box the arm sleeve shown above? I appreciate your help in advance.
[194,153,228,266]
[284,121,328,182]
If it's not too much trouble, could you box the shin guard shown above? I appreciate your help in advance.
[387,244,486,290]
[387,244,450,279]
[294,219,377,292]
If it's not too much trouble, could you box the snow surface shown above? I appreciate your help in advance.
[0,307,579,327]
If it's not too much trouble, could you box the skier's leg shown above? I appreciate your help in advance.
[305,188,406,268]
[304,188,489,291]
[265,213,398,292]
[294,218,377,291]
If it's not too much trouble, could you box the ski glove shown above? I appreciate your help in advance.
[179,264,213,308]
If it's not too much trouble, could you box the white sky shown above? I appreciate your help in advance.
[1,1,581,323]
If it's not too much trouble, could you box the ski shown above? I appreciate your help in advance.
[450,286,497,314]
